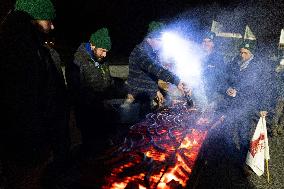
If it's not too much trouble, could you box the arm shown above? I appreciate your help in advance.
[65,58,81,105]
[136,47,180,86]
[0,36,46,133]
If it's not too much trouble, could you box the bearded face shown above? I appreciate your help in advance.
[33,20,54,34]
[240,48,252,62]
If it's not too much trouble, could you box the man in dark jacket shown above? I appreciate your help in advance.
[67,28,117,157]
[201,31,228,114]
[0,0,70,188]
[126,21,188,119]
[225,40,274,172]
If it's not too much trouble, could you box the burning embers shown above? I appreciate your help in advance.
[102,104,221,189]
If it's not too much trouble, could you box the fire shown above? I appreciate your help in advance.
[102,106,221,188]
[160,172,179,186]
[145,150,166,161]
[111,182,127,189]
[105,173,146,189]
[179,136,197,149]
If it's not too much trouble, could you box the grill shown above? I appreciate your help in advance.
[99,103,223,189]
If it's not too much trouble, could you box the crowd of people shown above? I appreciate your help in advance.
[0,0,284,188]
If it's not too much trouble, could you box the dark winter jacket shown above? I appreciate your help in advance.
[202,51,228,106]
[226,55,275,116]
[127,40,180,101]
[0,11,69,162]
[69,43,113,106]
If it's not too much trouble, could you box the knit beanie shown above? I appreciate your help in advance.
[148,21,164,33]
[15,0,55,20]
[90,28,111,50]
[239,40,256,53]
[203,31,216,41]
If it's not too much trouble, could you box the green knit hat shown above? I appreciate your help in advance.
[15,0,55,20]
[239,40,256,53]
[90,28,111,50]
[148,21,164,33]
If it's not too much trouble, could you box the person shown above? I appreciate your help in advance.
[126,21,189,120]
[225,40,273,174]
[271,54,284,136]
[0,0,70,188]
[200,31,228,114]
[44,38,66,83]
[67,28,120,157]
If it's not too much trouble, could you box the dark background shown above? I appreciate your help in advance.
[1,0,284,63]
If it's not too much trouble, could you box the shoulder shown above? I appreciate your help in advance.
[1,11,33,41]
[130,41,145,55]
[129,41,149,64]
[227,56,239,68]
[74,43,89,64]
[251,56,270,70]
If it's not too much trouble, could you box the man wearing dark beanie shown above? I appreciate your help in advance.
[0,0,70,188]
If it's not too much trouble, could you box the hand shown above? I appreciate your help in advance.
[125,94,135,103]
[177,81,191,96]
[158,79,169,91]
[259,111,268,117]
[226,87,237,97]
[220,115,225,122]
[155,91,164,107]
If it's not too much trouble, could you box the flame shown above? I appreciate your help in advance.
[176,154,192,173]
[157,183,169,189]
[107,173,146,189]
[111,182,127,189]
[139,185,147,189]
[179,136,193,149]
[145,150,166,161]
[179,134,199,149]
[102,109,220,188]
[104,130,207,189]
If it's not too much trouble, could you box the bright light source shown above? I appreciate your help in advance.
[160,31,209,109]
[160,31,202,87]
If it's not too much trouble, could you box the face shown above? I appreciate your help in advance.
[91,45,108,61]
[147,38,162,51]
[202,38,214,53]
[45,40,55,48]
[33,20,54,34]
[240,48,252,62]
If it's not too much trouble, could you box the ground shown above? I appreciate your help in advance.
[187,127,284,189]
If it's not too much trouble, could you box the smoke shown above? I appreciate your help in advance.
[160,31,202,82]
[154,1,282,152]
[159,30,211,109]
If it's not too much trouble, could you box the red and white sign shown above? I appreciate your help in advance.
[246,117,270,176]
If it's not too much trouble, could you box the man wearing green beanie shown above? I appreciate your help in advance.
[67,27,121,158]
[0,0,70,188]
[15,0,56,33]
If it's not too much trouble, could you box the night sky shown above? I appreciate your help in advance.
[54,0,242,57]
[1,0,284,61]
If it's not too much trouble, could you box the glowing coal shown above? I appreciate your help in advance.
[102,104,222,188]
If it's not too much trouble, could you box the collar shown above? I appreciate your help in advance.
[85,42,95,60]
[239,54,254,71]
[85,43,100,66]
